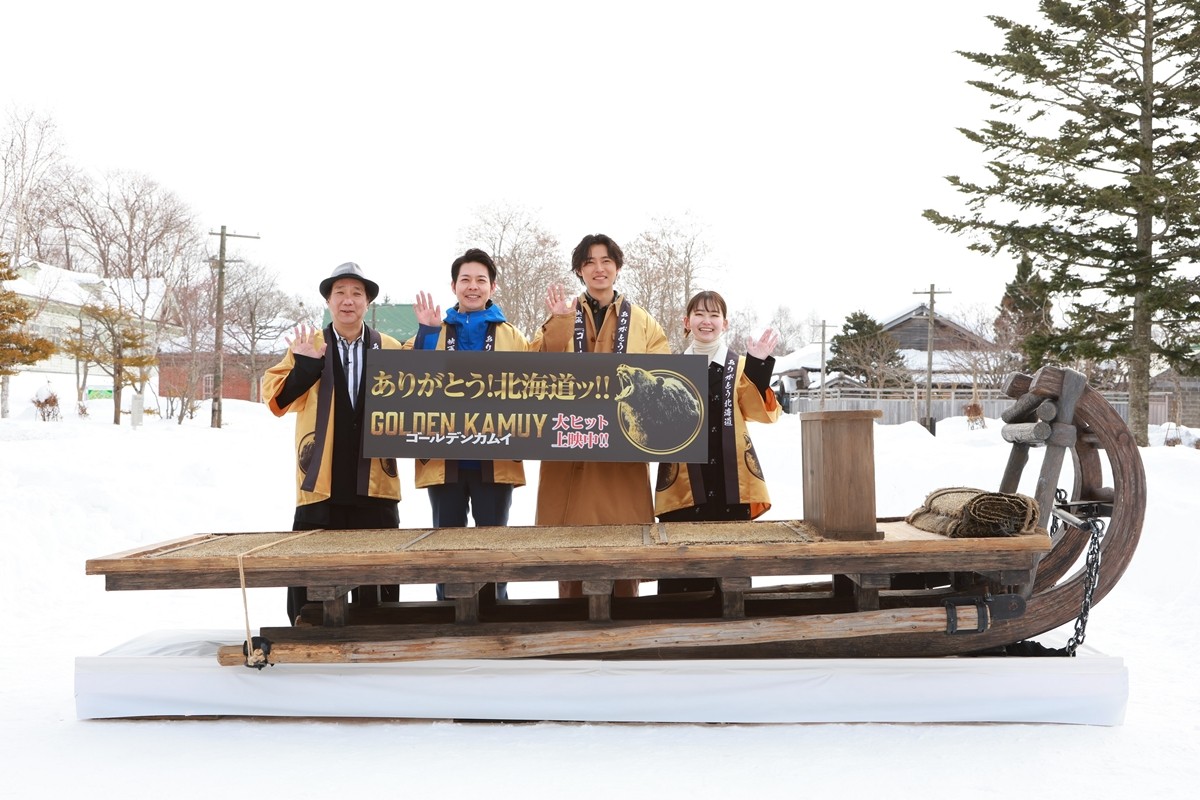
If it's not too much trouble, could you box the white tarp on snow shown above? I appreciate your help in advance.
[75,630,1128,725]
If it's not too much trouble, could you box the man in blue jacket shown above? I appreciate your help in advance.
[412,248,529,600]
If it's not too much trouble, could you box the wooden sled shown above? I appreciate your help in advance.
[85,365,1144,664]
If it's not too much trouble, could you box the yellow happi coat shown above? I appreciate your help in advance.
[531,294,670,525]
[409,320,529,489]
[654,352,781,519]
[262,327,404,506]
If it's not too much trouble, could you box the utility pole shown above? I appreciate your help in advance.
[913,284,951,434]
[209,226,260,429]
[819,320,827,410]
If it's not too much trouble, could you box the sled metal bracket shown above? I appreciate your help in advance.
[1053,501,1114,528]
[944,593,1026,635]
[944,596,988,634]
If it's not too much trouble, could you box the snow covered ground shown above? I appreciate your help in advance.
[1,387,1197,798]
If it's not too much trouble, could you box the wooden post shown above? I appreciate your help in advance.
[443,582,485,624]
[718,577,751,618]
[582,580,614,621]
[999,444,1029,494]
[1031,369,1087,529]
[800,409,884,540]
[323,595,348,627]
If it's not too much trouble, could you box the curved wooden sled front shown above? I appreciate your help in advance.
[748,365,1146,658]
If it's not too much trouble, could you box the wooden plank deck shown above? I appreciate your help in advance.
[87,518,1050,592]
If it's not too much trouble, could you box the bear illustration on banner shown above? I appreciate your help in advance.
[614,364,704,456]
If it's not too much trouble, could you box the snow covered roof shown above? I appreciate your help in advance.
[877,302,973,333]
[771,344,981,377]
[899,349,991,384]
[4,259,105,307]
[100,275,169,318]
[4,259,168,320]
[772,341,829,374]
[899,348,975,373]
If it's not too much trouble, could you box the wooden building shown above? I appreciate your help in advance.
[156,351,262,402]
[879,303,987,353]
[2,260,175,408]
[1151,367,1200,428]
[156,303,420,404]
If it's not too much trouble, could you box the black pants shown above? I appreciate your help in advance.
[428,472,513,601]
[286,500,400,623]
[657,502,752,595]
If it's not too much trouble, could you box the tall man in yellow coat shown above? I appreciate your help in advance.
[262,262,404,623]
[533,233,670,598]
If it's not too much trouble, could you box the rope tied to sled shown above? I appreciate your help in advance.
[234,530,323,668]
[906,487,1040,538]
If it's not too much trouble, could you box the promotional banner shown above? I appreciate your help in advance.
[362,350,709,462]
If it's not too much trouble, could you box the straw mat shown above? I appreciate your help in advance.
[906,487,1039,538]
[147,520,820,559]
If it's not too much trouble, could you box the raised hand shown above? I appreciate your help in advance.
[287,323,326,359]
[745,328,779,360]
[545,284,574,316]
[414,291,442,327]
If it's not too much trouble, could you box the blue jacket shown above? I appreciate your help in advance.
[415,301,508,352]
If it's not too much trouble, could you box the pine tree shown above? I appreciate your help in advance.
[924,1,1200,445]
[828,311,909,389]
[0,253,57,417]
[995,253,1058,370]
[62,316,106,403]
[73,302,156,425]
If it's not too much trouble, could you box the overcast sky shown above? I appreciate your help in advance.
[6,0,1041,334]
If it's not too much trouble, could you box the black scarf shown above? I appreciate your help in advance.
[300,324,383,494]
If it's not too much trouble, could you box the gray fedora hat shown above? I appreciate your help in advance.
[319,262,379,302]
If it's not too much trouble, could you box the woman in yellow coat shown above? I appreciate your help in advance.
[654,290,781,593]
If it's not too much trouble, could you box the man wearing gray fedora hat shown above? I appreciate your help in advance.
[262,261,404,623]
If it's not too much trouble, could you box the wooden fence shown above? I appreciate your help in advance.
[782,388,1170,427]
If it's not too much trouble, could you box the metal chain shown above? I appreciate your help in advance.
[1065,516,1107,656]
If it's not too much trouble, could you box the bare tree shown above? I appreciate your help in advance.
[0,108,73,411]
[65,170,198,281]
[725,306,760,354]
[68,302,156,425]
[1,109,64,264]
[622,216,714,353]
[159,269,216,422]
[939,304,1025,390]
[63,170,203,400]
[1,126,65,414]
[766,306,809,357]
[460,204,564,338]
[21,162,77,267]
[224,263,304,402]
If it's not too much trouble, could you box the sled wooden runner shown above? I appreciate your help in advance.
[84,365,1146,663]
